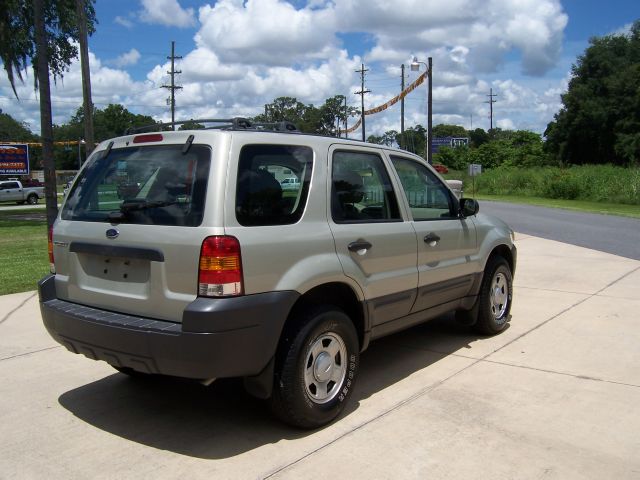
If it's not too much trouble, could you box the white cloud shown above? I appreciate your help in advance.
[114,15,134,29]
[139,0,196,28]
[110,49,141,68]
[1,0,573,136]
[195,0,337,66]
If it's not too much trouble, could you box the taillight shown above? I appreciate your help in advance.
[198,236,243,297]
[48,226,55,274]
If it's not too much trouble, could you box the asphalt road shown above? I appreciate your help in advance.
[480,200,640,260]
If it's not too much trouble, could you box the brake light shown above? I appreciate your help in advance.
[133,134,163,144]
[198,236,243,297]
[48,226,55,273]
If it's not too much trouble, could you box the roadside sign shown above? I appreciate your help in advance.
[0,144,30,175]
[431,137,469,154]
[468,164,482,176]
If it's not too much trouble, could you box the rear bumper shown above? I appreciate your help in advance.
[38,275,298,379]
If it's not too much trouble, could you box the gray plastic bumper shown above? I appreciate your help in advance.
[38,275,298,379]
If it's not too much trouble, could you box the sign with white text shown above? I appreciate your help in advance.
[0,144,29,175]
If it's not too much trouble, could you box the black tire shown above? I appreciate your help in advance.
[270,306,359,429]
[26,194,38,205]
[474,255,513,335]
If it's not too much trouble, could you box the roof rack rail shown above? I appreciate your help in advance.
[124,117,300,135]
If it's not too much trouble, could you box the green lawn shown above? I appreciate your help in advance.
[472,194,640,219]
[0,209,50,295]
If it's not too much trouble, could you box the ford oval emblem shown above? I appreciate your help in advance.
[106,228,119,240]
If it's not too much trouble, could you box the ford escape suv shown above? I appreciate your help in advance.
[39,118,516,428]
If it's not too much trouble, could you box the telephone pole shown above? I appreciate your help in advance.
[485,88,497,131]
[161,41,183,130]
[400,63,405,149]
[76,0,94,155]
[354,64,370,142]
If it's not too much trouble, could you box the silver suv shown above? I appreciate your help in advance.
[39,119,516,428]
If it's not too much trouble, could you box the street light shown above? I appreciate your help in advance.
[346,108,358,140]
[410,56,433,165]
[77,138,86,171]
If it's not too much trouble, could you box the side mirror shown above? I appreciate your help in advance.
[460,198,479,218]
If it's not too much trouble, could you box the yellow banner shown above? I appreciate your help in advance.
[345,72,427,134]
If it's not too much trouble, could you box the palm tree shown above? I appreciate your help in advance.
[0,0,96,230]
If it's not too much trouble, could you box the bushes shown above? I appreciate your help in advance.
[464,165,640,205]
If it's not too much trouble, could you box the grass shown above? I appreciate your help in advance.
[471,194,640,218]
[0,208,50,295]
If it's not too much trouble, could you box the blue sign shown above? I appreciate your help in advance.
[431,137,469,154]
[0,144,29,175]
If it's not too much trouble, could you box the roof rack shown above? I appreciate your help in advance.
[125,117,300,135]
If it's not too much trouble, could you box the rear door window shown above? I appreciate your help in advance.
[331,150,401,223]
[61,144,211,226]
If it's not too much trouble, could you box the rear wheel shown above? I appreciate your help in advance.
[474,256,513,335]
[270,306,359,429]
[26,194,38,205]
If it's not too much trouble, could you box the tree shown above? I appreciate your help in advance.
[0,0,97,228]
[0,111,42,170]
[178,120,205,130]
[0,111,38,141]
[397,125,426,155]
[545,20,640,166]
[432,124,467,138]
[468,128,489,148]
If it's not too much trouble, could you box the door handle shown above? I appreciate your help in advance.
[348,240,372,254]
[424,233,440,246]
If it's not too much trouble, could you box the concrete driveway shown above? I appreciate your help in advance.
[1,234,638,479]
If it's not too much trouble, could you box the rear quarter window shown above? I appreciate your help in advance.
[61,144,211,226]
[235,144,313,226]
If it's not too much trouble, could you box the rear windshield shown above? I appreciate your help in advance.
[61,144,211,226]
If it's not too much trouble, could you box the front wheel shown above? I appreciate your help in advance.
[474,256,513,335]
[270,306,359,429]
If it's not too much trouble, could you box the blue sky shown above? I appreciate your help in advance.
[0,0,637,136]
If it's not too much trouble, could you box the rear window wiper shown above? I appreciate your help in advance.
[107,199,178,224]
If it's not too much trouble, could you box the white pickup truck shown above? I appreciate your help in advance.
[0,180,45,205]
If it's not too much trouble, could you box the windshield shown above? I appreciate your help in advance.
[61,144,211,226]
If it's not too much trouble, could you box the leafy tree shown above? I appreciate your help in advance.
[256,97,310,129]
[0,0,97,228]
[178,120,205,130]
[545,20,640,166]
[468,128,489,147]
[432,124,467,138]
[397,125,426,155]
[0,111,38,141]
[366,134,384,145]
[0,111,42,170]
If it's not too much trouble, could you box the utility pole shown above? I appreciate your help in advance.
[427,56,432,165]
[485,88,497,131]
[343,96,347,138]
[161,41,183,130]
[76,0,94,155]
[354,64,370,142]
[400,64,405,149]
